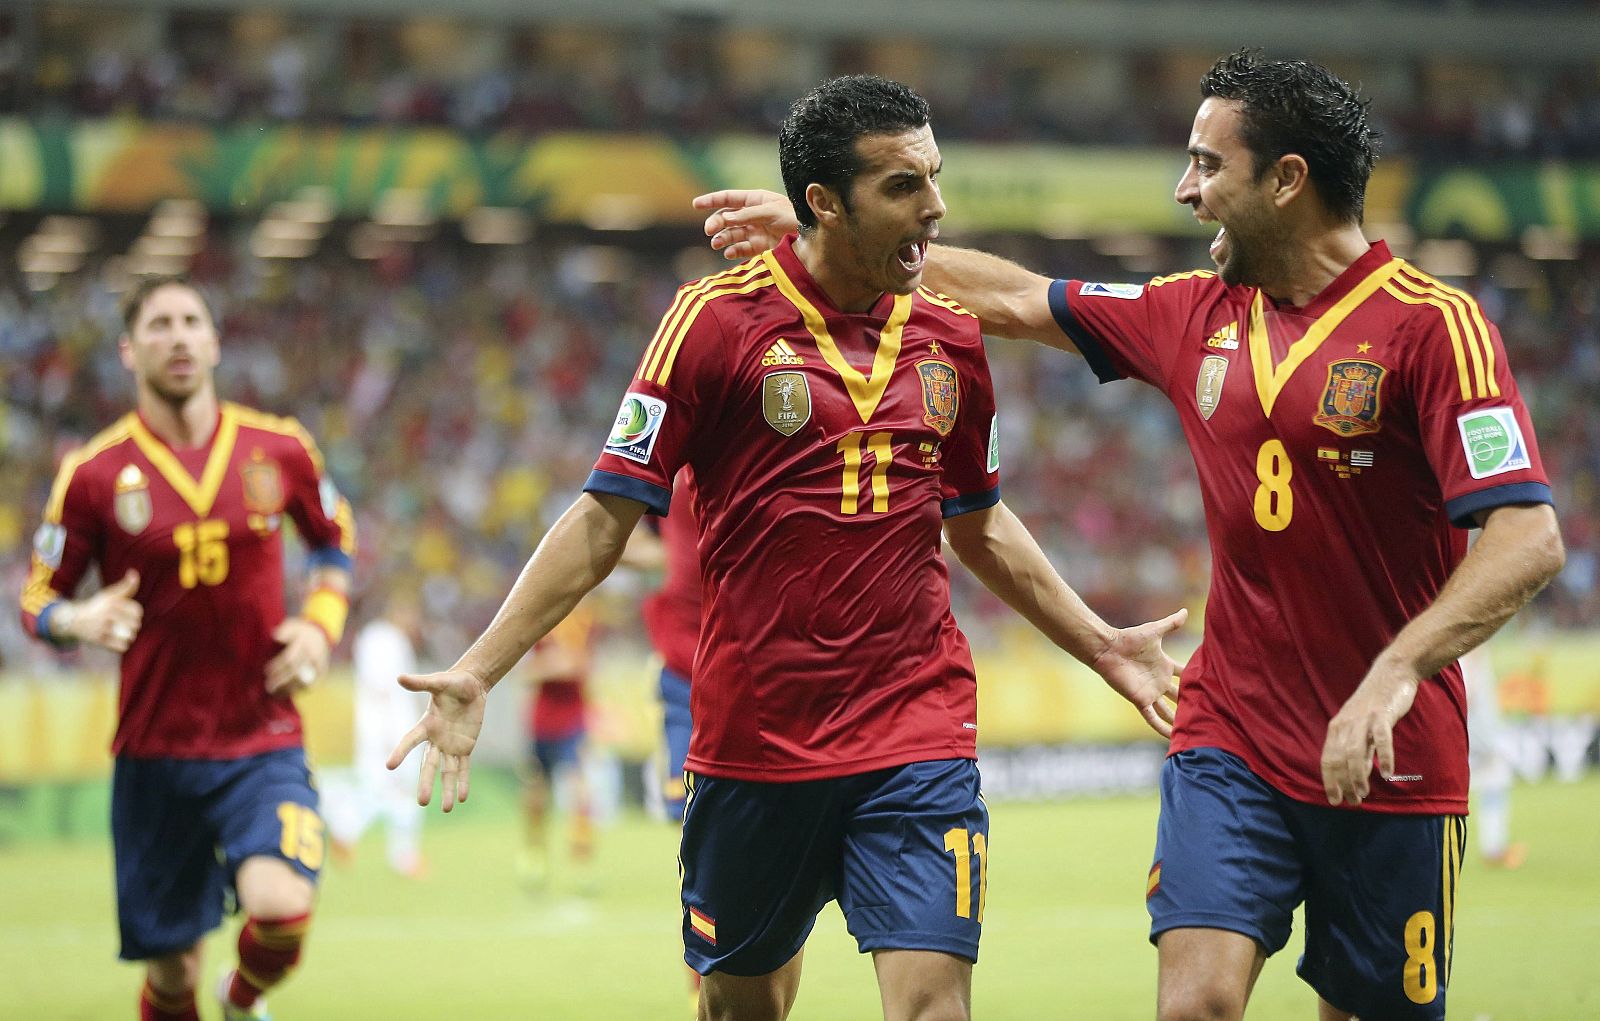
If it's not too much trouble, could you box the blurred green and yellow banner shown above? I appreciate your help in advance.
[3,118,1598,238]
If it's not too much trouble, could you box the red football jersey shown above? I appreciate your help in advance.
[641,469,703,680]
[586,236,1001,782]
[22,403,356,759]
[1049,241,1552,813]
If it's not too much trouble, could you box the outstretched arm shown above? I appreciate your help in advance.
[694,189,1075,351]
[387,491,647,811]
[943,501,1186,738]
[1321,503,1564,806]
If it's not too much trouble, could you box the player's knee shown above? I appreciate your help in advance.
[1157,983,1247,1021]
[235,856,317,918]
[146,944,203,994]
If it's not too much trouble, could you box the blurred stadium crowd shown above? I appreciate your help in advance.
[2,2,1597,673]
[3,226,1596,674]
[2,3,1599,157]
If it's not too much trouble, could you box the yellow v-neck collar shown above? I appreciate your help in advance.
[127,403,240,517]
[761,249,911,425]
[1249,259,1402,418]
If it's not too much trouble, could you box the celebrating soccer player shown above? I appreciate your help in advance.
[21,277,356,1021]
[695,49,1565,1021]
[391,75,1185,1021]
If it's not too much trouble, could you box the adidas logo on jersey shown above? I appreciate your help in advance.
[1206,322,1239,349]
[761,339,806,366]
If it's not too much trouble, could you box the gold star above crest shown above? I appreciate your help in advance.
[929,340,941,355]
[1356,341,1373,354]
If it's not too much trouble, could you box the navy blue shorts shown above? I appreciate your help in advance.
[111,748,322,961]
[679,758,988,977]
[530,731,583,779]
[1150,748,1465,1019]
[658,667,692,821]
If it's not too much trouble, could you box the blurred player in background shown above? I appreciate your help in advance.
[392,75,1185,1021]
[642,469,703,825]
[518,600,600,893]
[698,49,1564,1021]
[20,276,356,1021]
[638,469,707,1006]
[1461,644,1526,868]
[326,587,429,878]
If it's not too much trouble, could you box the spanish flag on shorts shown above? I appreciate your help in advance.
[689,906,717,945]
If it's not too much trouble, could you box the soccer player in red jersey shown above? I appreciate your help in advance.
[391,76,1185,1021]
[641,470,703,824]
[20,277,356,1021]
[518,603,600,891]
[694,49,1565,1021]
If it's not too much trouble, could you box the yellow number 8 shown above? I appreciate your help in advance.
[1253,439,1293,532]
[1403,910,1438,1004]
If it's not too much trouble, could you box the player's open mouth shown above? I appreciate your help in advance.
[897,240,929,274]
[1209,225,1228,264]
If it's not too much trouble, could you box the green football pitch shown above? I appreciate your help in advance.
[2,772,1595,1019]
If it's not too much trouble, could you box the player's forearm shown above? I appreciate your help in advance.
[944,503,1113,663]
[924,246,1069,349]
[455,493,642,691]
[1377,504,1564,682]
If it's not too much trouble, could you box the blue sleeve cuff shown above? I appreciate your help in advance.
[942,485,1001,519]
[584,469,672,517]
[1446,482,1554,528]
[305,547,354,572]
[1047,280,1123,384]
[36,601,74,648]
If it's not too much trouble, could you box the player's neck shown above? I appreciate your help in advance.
[1260,222,1372,309]
[793,233,880,313]
[137,386,220,449]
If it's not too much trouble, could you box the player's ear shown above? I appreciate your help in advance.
[117,333,135,371]
[1270,153,1311,209]
[806,182,845,228]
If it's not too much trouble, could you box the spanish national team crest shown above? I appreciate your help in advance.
[916,359,959,437]
[762,371,812,436]
[1314,359,1386,437]
[241,449,284,514]
[113,463,152,535]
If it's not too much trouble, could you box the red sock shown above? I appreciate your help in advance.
[140,980,199,1021]
[227,912,311,1008]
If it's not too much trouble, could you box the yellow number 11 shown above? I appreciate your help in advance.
[837,431,893,514]
[944,827,988,922]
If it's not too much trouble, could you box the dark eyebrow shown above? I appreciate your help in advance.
[1188,145,1223,163]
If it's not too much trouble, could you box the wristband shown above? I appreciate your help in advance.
[300,586,349,646]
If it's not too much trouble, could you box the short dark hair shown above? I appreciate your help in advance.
[779,75,931,230]
[1200,49,1379,224]
[121,275,216,332]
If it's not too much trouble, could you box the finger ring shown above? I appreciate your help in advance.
[111,623,133,643]
[296,664,316,685]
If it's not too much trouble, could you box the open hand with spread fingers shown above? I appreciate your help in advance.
[692,189,797,261]
[387,669,489,813]
[1090,608,1189,739]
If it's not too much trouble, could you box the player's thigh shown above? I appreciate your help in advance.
[872,948,972,1021]
[111,757,228,961]
[838,758,987,964]
[1155,927,1265,1021]
[679,771,845,978]
[1148,748,1305,958]
[208,748,325,889]
[1296,809,1465,1021]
